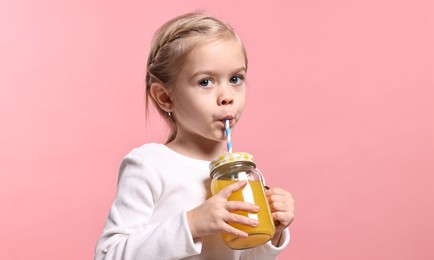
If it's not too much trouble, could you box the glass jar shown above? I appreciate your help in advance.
[209,152,275,249]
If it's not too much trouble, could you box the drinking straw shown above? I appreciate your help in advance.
[225,119,232,153]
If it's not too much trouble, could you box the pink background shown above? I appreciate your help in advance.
[1,0,433,259]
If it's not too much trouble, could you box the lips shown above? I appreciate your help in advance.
[219,116,235,127]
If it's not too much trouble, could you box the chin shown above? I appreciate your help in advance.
[208,136,226,143]
[204,131,226,142]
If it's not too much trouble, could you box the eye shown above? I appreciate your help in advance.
[229,75,244,85]
[198,78,214,88]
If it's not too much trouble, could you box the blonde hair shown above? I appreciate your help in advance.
[145,12,248,143]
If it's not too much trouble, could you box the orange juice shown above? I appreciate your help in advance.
[211,179,275,249]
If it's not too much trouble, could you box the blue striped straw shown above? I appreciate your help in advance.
[225,119,232,153]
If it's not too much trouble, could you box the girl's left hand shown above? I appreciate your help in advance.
[265,187,295,244]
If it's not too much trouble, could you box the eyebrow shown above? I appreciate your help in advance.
[190,67,247,79]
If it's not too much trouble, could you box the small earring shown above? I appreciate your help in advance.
[167,111,172,117]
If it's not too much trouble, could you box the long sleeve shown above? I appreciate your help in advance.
[95,151,202,260]
[94,143,290,260]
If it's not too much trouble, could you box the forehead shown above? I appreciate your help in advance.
[181,38,247,74]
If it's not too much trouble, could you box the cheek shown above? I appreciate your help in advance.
[174,97,205,118]
[237,90,247,109]
[172,92,193,111]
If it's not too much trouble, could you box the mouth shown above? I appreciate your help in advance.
[220,116,235,127]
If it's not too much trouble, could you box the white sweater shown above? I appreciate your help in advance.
[95,143,289,260]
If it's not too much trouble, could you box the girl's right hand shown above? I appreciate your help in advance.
[186,180,260,239]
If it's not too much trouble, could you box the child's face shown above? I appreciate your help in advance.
[171,38,247,143]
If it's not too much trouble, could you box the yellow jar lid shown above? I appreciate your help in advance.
[209,152,256,173]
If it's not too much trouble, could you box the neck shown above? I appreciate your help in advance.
[166,135,226,161]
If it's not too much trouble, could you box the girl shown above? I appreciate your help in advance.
[95,12,295,259]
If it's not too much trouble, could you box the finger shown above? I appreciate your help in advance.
[269,201,291,212]
[267,191,294,207]
[221,223,249,238]
[226,201,260,213]
[267,194,288,204]
[225,213,259,228]
[272,211,294,226]
[219,180,247,199]
[266,187,293,197]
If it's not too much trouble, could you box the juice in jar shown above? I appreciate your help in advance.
[211,179,275,249]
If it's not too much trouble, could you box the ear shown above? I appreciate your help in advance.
[150,83,173,113]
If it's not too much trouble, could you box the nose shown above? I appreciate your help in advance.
[217,85,234,106]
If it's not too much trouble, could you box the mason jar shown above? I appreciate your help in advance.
[209,152,275,249]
